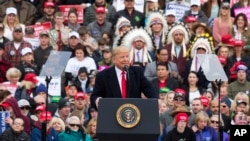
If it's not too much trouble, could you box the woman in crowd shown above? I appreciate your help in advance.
[202,0,221,27]
[192,111,218,141]
[230,13,250,46]
[163,90,175,110]
[212,2,234,47]
[3,7,25,41]
[71,66,90,93]
[51,117,66,134]
[101,32,113,46]
[86,118,98,140]
[2,67,21,96]
[159,100,168,114]
[67,8,81,32]
[209,114,229,141]
[183,71,204,107]
[231,0,250,17]
[231,92,249,114]
[59,116,92,141]
[65,44,96,85]
[144,0,160,26]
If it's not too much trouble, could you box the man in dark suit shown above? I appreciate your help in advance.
[91,46,158,108]
[151,62,180,94]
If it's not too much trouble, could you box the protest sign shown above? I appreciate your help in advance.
[234,7,250,23]
[26,22,52,38]
[37,76,61,96]
[59,5,84,23]
[166,3,190,21]
[0,111,10,134]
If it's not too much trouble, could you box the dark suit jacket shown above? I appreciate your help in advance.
[90,66,158,108]
[150,77,180,94]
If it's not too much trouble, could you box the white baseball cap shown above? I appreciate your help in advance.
[6,7,17,15]
[68,31,80,39]
[191,0,201,6]
[18,99,31,107]
[165,9,176,16]
[21,47,32,56]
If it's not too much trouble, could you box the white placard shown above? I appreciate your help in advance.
[36,76,61,96]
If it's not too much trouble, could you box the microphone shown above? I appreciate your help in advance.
[124,65,129,72]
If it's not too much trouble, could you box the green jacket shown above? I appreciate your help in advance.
[228,80,250,99]
[59,130,92,141]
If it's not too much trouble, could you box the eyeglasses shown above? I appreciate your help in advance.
[20,106,29,110]
[211,120,219,124]
[69,124,79,127]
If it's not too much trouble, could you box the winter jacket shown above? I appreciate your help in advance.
[0,128,30,141]
[30,121,59,141]
[164,126,196,141]
[59,127,92,141]
[195,126,218,141]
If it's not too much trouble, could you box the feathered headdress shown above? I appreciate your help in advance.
[117,27,155,65]
[115,16,131,36]
[166,22,190,59]
[188,33,215,71]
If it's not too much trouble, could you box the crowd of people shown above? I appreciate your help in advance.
[0,0,249,141]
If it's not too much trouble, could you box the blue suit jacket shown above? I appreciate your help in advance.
[90,66,158,108]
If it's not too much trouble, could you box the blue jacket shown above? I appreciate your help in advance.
[30,127,59,141]
[195,126,218,141]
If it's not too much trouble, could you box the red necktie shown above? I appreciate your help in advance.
[57,30,62,51]
[121,71,127,98]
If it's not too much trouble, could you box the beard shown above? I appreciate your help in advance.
[13,36,23,42]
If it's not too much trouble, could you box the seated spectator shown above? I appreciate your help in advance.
[18,99,31,116]
[71,66,90,93]
[231,111,249,125]
[0,118,30,141]
[3,7,25,41]
[50,117,65,134]
[0,0,36,25]
[30,111,60,141]
[54,98,71,123]
[86,118,98,140]
[30,104,45,122]
[210,114,229,141]
[59,116,92,141]
[23,26,40,50]
[62,31,80,58]
[2,67,21,95]
[97,46,113,70]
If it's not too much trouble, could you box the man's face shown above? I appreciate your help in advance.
[20,106,29,116]
[12,118,24,133]
[191,100,203,114]
[55,16,64,25]
[157,49,168,63]
[156,65,169,78]
[75,98,85,110]
[173,32,184,44]
[173,96,186,107]
[237,70,247,81]
[78,72,87,81]
[236,103,247,113]
[166,15,175,25]
[220,87,228,98]
[133,40,145,50]
[67,86,78,97]
[68,36,79,47]
[151,23,163,33]
[191,5,199,12]
[13,31,23,42]
[103,51,112,59]
[220,103,230,114]
[124,0,134,9]
[96,13,106,23]
[60,106,70,116]
[210,100,219,114]
[196,48,206,54]
[39,35,50,46]
[112,51,130,70]
[44,7,55,16]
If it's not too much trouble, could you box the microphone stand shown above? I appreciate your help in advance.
[41,76,52,141]
[124,66,130,98]
[215,79,223,141]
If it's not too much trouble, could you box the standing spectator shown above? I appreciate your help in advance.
[2,67,21,95]
[16,47,38,80]
[49,11,71,51]
[0,0,36,25]
[62,31,80,58]
[86,118,98,140]
[87,7,112,41]
[3,7,25,41]
[144,0,161,25]
[84,0,116,26]
[0,23,10,45]
[113,0,145,27]
[209,114,229,141]
[201,0,221,27]
[54,98,71,123]
[18,99,31,116]
[50,117,66,134]
[67,8,81,32]
[97,46,113,70]
[36,1,56,26]
[231,0,250,17]
[3,25,32,67]
[0,43,11,83]
[71,67,90,93]
[165,9,177,30]
[0,118,30,141]
[34,31,53,72]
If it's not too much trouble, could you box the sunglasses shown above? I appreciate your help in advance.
[191,5,198,8]
[69,124,79,127]
[20,106,29,110]
[221,105,227,108]
[211,120,219,124]
[174,98,185,101]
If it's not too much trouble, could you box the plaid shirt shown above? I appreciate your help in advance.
[3,40,33,67]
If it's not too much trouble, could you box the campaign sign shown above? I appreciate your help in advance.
[36,76,61,96]
[27,22,52,38]
[59,5,84,23]
[230,125,250,139]
[166,4,190,21]
[234,7,250,23]
[0,111,10,134]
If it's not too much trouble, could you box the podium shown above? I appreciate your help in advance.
[97,98,160,141]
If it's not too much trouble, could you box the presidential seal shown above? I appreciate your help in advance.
[116,103,141,128]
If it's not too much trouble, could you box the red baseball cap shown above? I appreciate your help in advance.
[234,40,244,47]
[200,96,209,107]
[74,92,86,100]
[39,111,52,121]
[44,2,55,8]
[185,16,197,23]
[1,102,11,108]
[96,7,106,14]
[35,105,46,112]
[24,73,38,83]
[174,88,186,99]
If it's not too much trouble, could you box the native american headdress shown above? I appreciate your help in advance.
[187,33,215,71]
[117,27,155,64]
[145,10,168,47]
[115,16,131,36]
[166,22,190,60]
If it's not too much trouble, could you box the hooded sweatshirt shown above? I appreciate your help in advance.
[4,97,31,134]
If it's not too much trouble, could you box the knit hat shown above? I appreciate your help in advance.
[175,112,189,124]
[221,97,231,108]
[36,84,48,94]
[58,98,70,110]
[237,64,248,72]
